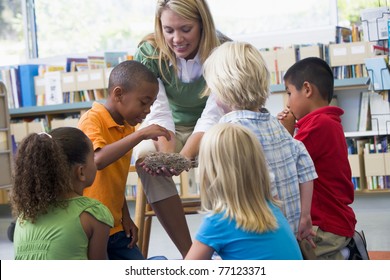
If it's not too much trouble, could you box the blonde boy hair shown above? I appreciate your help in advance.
[141,0,221,83]
[198,123,280,233]
[203,41,271,110]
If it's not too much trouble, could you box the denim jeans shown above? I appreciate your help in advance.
[107,231,145,260]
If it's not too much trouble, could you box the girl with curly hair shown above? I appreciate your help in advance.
[11,127,113,259]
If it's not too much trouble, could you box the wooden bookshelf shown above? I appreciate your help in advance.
[0,81,13,204]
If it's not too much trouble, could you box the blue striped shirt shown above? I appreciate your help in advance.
[219,109,318,234]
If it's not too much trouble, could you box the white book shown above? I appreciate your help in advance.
[44,71,63,105]
[369,91,390,134]
[9,68,19,108]
[361,7,389,41]
[358,91,370,132]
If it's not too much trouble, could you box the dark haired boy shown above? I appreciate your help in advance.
[278,57,368,260]
[79,60,171,259]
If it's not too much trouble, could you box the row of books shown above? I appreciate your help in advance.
[0,65,39,109]
[34,68,112,106]
[0,51,131,108]
[347,136,390,191]
[260,40,377,85]
[10,116,79,144]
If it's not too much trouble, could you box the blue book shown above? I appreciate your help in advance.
[18,64,39,107]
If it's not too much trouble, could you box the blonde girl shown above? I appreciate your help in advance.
[133,0,230,257]
[185,123,303,260]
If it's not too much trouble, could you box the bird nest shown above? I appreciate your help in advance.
[142,152,192,173]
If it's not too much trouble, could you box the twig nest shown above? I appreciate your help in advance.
[143,152,192,173]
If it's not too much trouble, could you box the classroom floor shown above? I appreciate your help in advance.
[1,192,389,260]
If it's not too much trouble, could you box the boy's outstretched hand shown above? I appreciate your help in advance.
[139,124,171,141]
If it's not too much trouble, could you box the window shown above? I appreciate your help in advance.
[0,0,386,66]
[33,0,155,58]
[0,0,25,66]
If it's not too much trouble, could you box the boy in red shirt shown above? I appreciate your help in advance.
[278,57,368,260]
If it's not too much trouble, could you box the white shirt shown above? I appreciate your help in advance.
[143,54,224,134]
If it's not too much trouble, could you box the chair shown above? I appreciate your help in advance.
[129,165,201,258]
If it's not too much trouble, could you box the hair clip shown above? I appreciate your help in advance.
[38,132,52,138]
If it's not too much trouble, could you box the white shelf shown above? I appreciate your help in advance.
[344,131,386,138]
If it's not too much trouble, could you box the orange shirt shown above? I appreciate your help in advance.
[78,102,135,235]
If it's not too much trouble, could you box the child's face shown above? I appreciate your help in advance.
[117,81,158,126]
[285,81,310,120]
[160,8,202,60]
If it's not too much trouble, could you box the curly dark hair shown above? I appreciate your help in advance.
[10,132,72,223]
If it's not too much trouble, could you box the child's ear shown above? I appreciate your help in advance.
[112,86,123,102]
[75,165,87,182]
[303,81,313,98]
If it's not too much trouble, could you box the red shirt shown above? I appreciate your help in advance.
[295,106,356,237]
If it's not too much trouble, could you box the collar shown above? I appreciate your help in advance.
[295,106,343,128]
[170,52,201,67]
[92,102,131,130]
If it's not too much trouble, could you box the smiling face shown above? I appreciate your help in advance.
[160,8,202,60]
[116,81,158,126]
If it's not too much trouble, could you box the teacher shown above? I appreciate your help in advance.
[133,0,229,258]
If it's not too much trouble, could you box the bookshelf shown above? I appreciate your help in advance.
[271,76,390,194]
[7,76,389,196]
[0,81,13,204]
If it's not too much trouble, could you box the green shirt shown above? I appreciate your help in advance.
[134,42,208,126]
[14,196,113,260]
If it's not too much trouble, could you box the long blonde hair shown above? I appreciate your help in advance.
[198,123,280,233]
[202,41,270,110]
[140,0,222,83]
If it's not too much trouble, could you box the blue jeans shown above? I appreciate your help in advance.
[107,231,145,260]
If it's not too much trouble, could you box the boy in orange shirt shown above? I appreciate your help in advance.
[79,60,171,259]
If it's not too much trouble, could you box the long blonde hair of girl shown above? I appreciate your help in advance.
[198,123,281,233]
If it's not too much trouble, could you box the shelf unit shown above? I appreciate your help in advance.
[270,77,390,193]
[6,76,390,196]
[0,81,13,204]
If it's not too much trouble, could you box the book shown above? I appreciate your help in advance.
[361,7,389,41]
[65,57,88,72]
[44,71,63,105]
[369,91,390,134]
[365,57,390,91]
[358,91,371,132]
[87,56,106,70]
[335,26,352,43]
[9,67,21,109]
[18,64,40,107]
[104,51,127,68]
[0,69,15,109]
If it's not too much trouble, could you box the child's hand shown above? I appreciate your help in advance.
[277,108,296,136]
[297,215,316,248]
[277,108,290,120]
[122,216,139,249]
[139,124,171,141]
[140,152,192,177]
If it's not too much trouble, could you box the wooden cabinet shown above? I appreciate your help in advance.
[0,81,13,203]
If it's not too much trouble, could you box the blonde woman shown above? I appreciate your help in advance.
[133,0,230,257]
[185,123,303,260]
[203,41,318,247]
